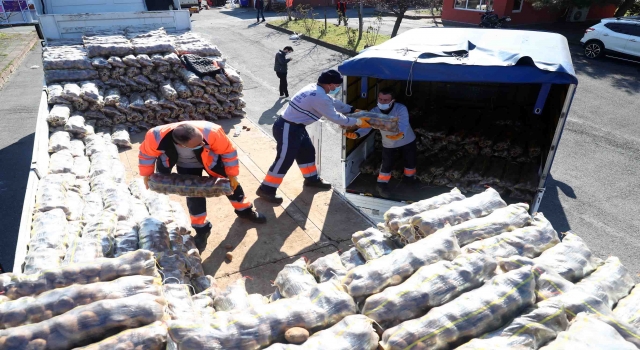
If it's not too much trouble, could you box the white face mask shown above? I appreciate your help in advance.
[378,101,394,110]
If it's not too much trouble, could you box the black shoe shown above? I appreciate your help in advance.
[256,187,284,204]
[285,93,289,98]
[193,223,212,253]
[261,19,265,22]
[303,178,332,190]
[236,208,267,224]
[377,183,391,199]
[280,94,285,97]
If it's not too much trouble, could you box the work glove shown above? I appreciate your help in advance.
[345,132,358,139]
[355,117,370,128]
[354,109,363,113]
[143,176,150,190]
[386,132,405,141]
[229,176,239,191]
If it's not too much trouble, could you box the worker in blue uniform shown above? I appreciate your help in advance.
[256,69,371,204]
[346,88,416,198]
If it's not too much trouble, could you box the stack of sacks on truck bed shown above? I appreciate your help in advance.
[43,27,246,147]
[7,147,640,349]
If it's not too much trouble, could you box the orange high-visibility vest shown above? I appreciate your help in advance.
[138,121,239,178]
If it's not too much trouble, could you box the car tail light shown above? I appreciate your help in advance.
[585,27,595,33]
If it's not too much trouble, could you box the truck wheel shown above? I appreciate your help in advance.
[584,40,603,59]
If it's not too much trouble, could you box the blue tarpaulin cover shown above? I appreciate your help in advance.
[338,28,578,85]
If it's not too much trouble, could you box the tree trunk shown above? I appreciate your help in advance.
[356,3,364,50]
[391,10,406,38]
[614,0,635,17]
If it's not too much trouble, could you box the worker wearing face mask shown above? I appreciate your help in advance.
[256,69,370,204]
[346,88,417,199]
[139,121,267,252]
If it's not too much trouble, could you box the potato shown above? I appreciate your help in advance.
[285,327,309,344]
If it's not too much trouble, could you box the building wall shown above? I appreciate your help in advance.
[442,0,615,25]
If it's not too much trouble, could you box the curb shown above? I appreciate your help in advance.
[0,34,38,91]
[265,22,357,57]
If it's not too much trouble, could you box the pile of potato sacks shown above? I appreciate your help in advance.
[4,123,640,348]
[43,28,247,149]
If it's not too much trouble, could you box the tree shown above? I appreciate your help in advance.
[358,0,438,37]
[614,0,639,16]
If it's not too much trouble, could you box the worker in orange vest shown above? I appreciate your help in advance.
[337,0,347,26]
[139,121,266,252]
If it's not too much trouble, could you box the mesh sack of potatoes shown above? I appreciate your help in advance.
[457,299,569,350]
[340,247,367,271]
[539,313,637,350]
[384,188,466,234]
[447,203,532,247]
[34,174,72,214]
[64,186,85,221]
[82,192,103,223]
[264,315,379,350]
[65,114,93,138]
[363,253,497,330]
[29,208,68,252]
[0,293,166,350]
[532,231,604,282]
[129,30,175,55]
[0,275,160,330]
[113,220,140,257]
[45,69,99,84]
[49,150,74,174]
[167,280,356,350]
[101,185,132,221]
[128,195,150,224]
[411,187,507,238]
[163,284,198,320]
[148,173,233,197]
[83,34,134,58]
[64,211,118,264]
[73,321,167,350]
[347,111,399,133]
[573,256,635,309]
[274,257,318,298]
[49,130,71,153]
[352,227,396,261]
[614,284,640,330]
[380,266,536,350]
[138,217,172,255]
[172,32,222,56]
[462,213,559,259]
[111,124,131,148]
[157,253,189,285]
[308,251,348,283]
[47,85,70,105]
[343,229,461,298]
[145,191,175,224]
[0,249,157,300]
[213,278,251,312]
[169,201,191,235]
[47,105,72,127]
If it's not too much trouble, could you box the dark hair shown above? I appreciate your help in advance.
[173,124,199,144]
[284,46,294,52]
[378,88,395,98]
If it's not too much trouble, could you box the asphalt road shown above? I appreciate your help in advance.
[192,8,640,278]
[0,10,638,278]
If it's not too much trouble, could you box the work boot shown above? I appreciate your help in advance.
[236,208,267,224]
[303,177,332,190]
[193,222,213,253]
[377,183,391,199]
[256,187,284,204]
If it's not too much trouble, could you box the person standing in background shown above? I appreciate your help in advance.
[336,0,347,26]
[274,46,293,98]
[255,0,266,22]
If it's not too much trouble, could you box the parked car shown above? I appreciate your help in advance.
[581,17,640,62]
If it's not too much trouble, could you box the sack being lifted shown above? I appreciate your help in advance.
[148,173,233,197]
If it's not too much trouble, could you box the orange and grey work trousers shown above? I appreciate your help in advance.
[259,117,319,194]
[156,158,252,234]
[378,140,417,183]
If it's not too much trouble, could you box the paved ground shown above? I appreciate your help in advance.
[0,45,42,271]
[192,8,640,279]
[0,26,38,89]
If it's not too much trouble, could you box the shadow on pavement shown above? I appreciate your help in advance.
[539,174,576,234]
[571,47,640,94]
[0,133,35,271]
[258,98,287,125]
